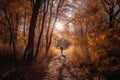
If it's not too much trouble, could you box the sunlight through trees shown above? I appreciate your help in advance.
[0,0,120,80]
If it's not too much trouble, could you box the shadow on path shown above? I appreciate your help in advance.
[58,66,64,80]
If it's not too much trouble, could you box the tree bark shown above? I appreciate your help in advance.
[23,9,26,37]
[23,0,42,63]
[14,13,19,41]
[46,0,53,55]
[109,3,114,28]
[34,0,48,59]
[4,8,17,63]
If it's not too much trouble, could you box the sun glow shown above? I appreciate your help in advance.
[55,22,64,31]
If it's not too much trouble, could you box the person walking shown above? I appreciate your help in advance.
[60,46,63,55]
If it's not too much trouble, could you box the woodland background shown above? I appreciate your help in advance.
[0,0,120,80]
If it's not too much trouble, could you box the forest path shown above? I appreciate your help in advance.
[1,54,86,80]
[43,54,78,80]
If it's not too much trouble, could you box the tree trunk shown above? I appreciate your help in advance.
[23,9,26,37]
[109,7,114,28]
[23,0,42,63]
[46,0,53,55]
[34,1,48,59]
[45,0,64,55]
[4,8,17,63]
[15,13,19,41]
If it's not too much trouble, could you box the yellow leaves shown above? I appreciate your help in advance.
[87,27,120,68]
[90,51,99,62]
[88,26,120,73]
[88,27,120,49]
[99,34,105,40]
[86,32,95,46]
[108,27,120,40]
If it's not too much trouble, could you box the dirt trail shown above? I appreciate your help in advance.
[1,54,87,80]
[43,54,78,80]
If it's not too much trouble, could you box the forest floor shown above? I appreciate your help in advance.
[0,54,87,80]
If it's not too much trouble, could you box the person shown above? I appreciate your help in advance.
[60,46,63,55]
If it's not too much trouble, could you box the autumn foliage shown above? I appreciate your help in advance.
[0,0,120,80]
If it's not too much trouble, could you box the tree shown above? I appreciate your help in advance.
[34,0,65,59]
[34,0,48,59]
[102,0,120,28]
[23,0,42,63]
[0,0,22,63]
[45,0,65,55]
[0,0,32,63]
[3,7,17,63]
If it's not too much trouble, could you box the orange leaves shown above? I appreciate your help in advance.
[87,26,120,76]
[8,1,23,13]
[8,1,31,14]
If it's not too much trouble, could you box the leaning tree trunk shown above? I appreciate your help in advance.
[23,0,42,63]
